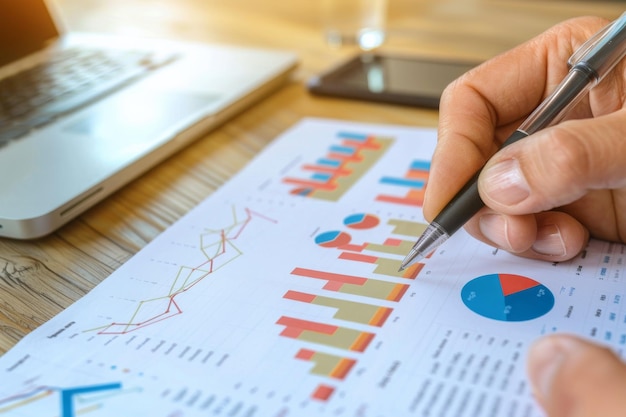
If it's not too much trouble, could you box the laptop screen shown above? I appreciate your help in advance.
[0,0,59,67]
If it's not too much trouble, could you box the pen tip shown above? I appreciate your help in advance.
[399,222,450,272]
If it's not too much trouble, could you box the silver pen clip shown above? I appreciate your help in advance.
[568,19,617,67]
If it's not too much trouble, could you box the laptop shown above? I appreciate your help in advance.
[0,0,298,239]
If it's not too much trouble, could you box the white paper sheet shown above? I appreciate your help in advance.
[1,118,624,417]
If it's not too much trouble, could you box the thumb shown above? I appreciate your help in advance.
[527,334,626,417]
[478,110,626,214]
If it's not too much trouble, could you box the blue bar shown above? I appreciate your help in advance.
[329,145,356,156]
[410,160,431,171]
[379,177,425,188]
[317,158,341,167]
[338,132,368,141]
[312,173,332,181]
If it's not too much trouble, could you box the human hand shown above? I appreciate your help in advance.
[527,334,626,417]
[423,16,626,262]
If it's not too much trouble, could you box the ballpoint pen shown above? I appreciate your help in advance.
[399,12,626,271]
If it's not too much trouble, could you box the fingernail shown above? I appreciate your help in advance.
[532,224,566,257]
[482,159,530,206]
[479,214,512,250]
[527,337,568,400]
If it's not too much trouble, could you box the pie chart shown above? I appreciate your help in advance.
[343,213,379,229]
[461,273,554,321]
[315,230,351,247]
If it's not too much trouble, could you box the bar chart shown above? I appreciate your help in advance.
[282,131,393,201]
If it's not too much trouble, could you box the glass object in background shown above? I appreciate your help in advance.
[322,0,388,50]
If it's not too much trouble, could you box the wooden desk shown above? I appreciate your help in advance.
[0,0,623,354]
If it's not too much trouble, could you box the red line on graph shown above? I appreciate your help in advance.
[93,207,274,335]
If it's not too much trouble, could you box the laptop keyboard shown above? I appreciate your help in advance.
[0,47,172,145]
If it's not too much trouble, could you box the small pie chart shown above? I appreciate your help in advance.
[461,273,554,321]
[343,213,379,229]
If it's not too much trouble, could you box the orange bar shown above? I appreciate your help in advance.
[387,283,409,301]
[350,332,375,352]
[369,307,393,326]
[331,358,356,380]
[402,262,424,279]
[407,169,430,180]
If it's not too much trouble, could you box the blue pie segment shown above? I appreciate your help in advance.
[461,273,555,321]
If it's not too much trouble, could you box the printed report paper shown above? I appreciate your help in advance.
[0,118,624,417]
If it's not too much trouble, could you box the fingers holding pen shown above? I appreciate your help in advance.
[469,110,626,259]
[425,16,626,263]
[465,209,588,262]
[478,112,626,214]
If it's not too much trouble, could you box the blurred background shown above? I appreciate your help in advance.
[52,0,625,80]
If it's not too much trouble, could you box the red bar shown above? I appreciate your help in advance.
[339,252,378,263]
[283,177,337,191]
[276,316,338,338]
[383,238,403,247]
[328,151,361,163]
[295,348,315,360]
[302,164,351,176]
[375,194,422,207]
[312,384,335,401]
[283,290,316,303]
[338,243,368,252]
[291,267,367,291]
[343,136,382,151]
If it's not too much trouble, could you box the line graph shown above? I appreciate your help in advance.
[87,206,276,335]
